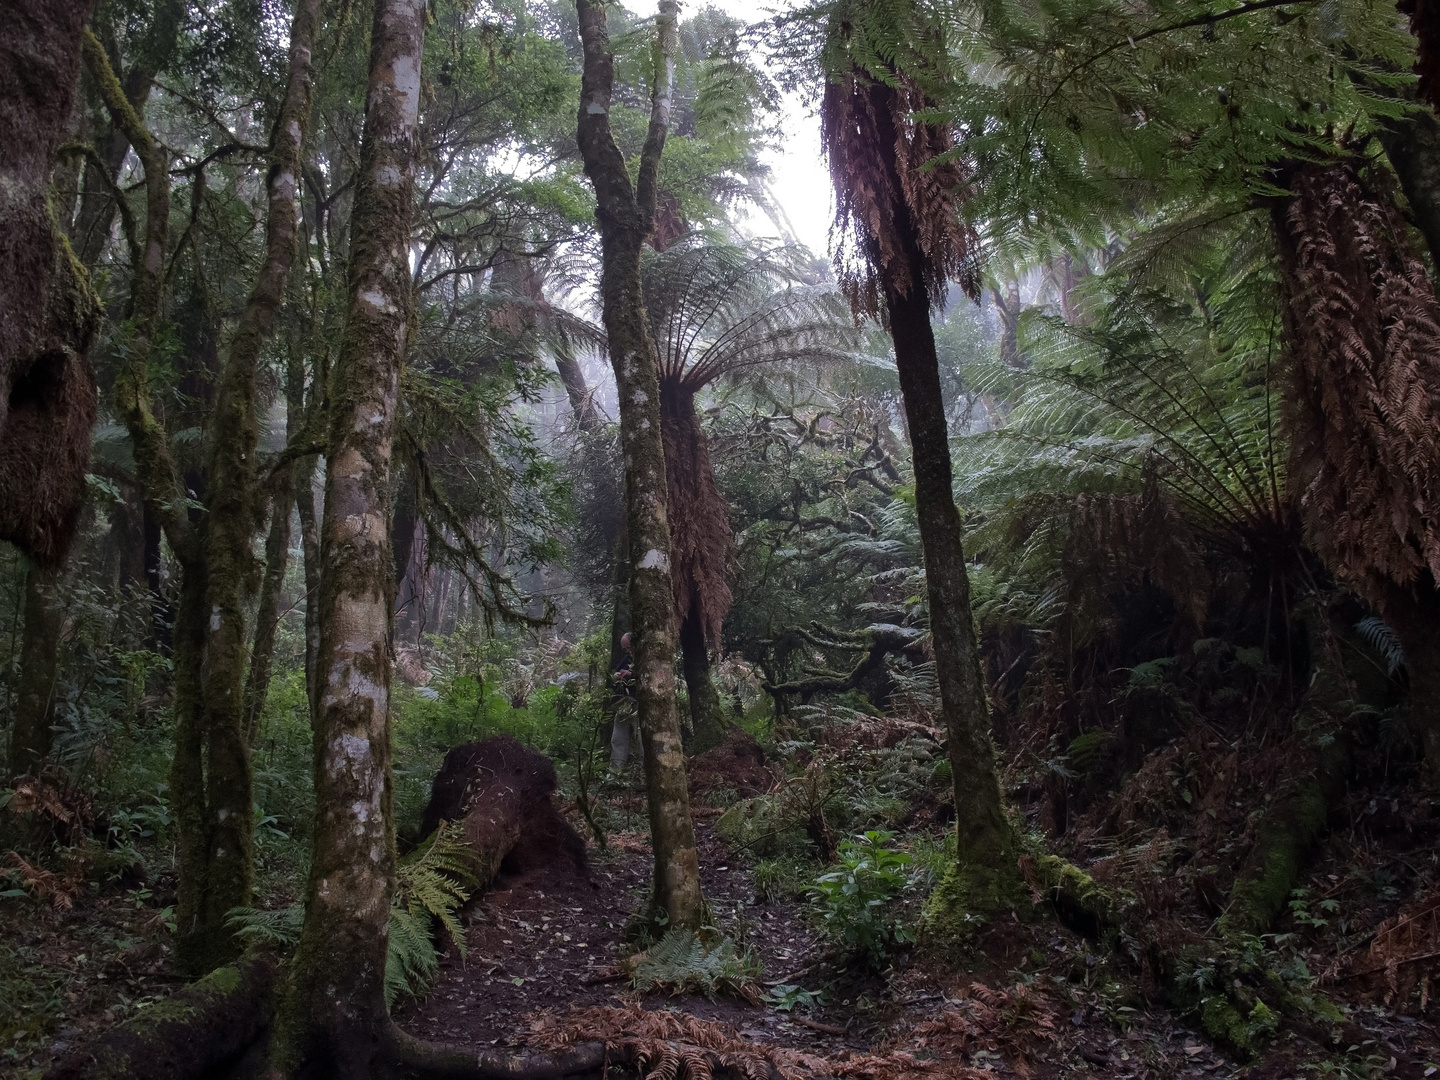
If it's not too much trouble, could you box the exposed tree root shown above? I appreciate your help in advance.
[44,962,615,1080]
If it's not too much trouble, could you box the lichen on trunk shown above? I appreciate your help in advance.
[575,0,706,933]
[264,0,427,1072]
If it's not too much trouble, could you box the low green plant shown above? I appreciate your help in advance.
[629,929,762,1001]
[224,821,480,1009]
[808,830,914,971]
[763,983,822,1012]
[752,857,809,904]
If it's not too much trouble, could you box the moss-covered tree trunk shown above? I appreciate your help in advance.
[264,1,426,1072]
[0,0,102,569]
[1375,93,1440,272]
[11,562,64,775]
[86,0,320,972]
[575,0,705,932]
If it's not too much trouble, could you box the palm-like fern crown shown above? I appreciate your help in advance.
[818,0,981,319]
[638,235,862,645]
[640,235,862,393]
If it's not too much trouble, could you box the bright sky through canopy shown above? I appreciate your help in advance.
[702,0,833,259]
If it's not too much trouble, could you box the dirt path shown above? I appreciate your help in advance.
[393,816,1264,1079]
[396,816,862,1054]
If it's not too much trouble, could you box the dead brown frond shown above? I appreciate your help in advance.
[4,850,81,909]
[822,62,980,321]
[1342,888,1440,1011]
[527,1001,827,1080]
[662,383,735,647]
[5,772,95,844]
[1273,161,1440,601]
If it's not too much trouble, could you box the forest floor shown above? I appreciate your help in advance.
[395,791,1440,1080]
[6,729,1440,1079]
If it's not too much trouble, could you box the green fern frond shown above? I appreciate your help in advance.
[385,906,441,1009]
[1355,616,1407,676]
[224,904,303,950]
[630,930,762,1001]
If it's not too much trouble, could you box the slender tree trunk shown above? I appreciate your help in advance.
[861,84,1016,881]
[11,562,64,775]
[265,1,426,1072]
[295,462,322,718]
[242,484,293,744]
[576,0,705,932]
[888,283,1013,871]
[679,605,726,752]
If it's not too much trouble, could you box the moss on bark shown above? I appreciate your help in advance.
[575,0,706,933]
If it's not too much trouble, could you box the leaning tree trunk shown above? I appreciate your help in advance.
[11,562,64,776]
[887,279,1015,877]
[264,1,426,1073]
[575,0,705,932]
[849,75,1016,895]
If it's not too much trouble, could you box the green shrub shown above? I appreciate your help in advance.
[808,830,914,971]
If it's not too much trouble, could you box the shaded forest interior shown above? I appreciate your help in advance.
[7,0,1440,1077]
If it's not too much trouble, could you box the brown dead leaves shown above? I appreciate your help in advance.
[527,980,1065,1080]
[1341,887,1440,1012]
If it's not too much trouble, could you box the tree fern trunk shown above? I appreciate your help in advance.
[11,561,63,775]
[680,604,726,753]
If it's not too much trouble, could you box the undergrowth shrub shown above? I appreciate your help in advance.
[227,821,480,1009]
[808,830,914,971]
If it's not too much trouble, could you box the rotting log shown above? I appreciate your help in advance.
[417,734,588,881]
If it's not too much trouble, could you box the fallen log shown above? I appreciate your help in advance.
[44,955,279,1080]
[418,734,588,883]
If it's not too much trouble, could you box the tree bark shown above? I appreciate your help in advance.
[264,0,426,1073]
[679,606,726,753]
[11,562,64,776]
[0,0,101,569]
[856,82,1016,879]
[575,0,705,932]
[243,485,294,744]
[295,461,322,719]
